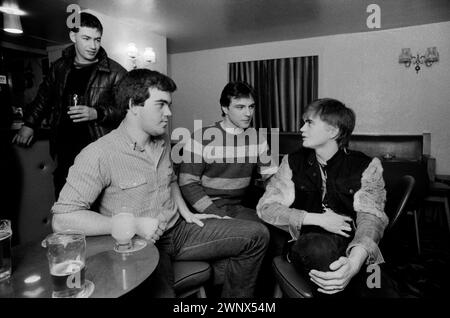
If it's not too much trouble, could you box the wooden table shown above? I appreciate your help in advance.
[0,236,159,298]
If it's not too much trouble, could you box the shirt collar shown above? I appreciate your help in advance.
[218,121,244,135]
[116,121,166,152]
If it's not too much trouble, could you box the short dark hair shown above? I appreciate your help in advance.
[219,82,256,116]
[70,12,103,34]
[303,98,355,149]
[115,69,177,119]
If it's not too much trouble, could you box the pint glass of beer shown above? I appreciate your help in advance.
[42,230,86,298]
[0,220,12,282]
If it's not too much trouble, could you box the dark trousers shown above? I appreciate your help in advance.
[139,216,269,298]
[218,204,289,296]
[289,227,399,298]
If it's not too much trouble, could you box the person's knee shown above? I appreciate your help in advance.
[290,232,344,273]
[245,221,270,248]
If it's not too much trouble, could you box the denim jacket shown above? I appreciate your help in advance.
[257,148,388,264]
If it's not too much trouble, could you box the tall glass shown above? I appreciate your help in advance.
[42,230,87,298]
[0,220,12,282]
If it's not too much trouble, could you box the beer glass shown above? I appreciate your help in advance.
[0,220,12,282]
[111,209,136,252]
[111,208,147,253]
[42,230,93,298]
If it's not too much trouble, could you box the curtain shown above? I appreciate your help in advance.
[229,56,318,132]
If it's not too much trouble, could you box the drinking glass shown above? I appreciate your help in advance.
[111,209,136,252]
[111,208,147,253]
[0,220,12,282]
[42,230,94,298]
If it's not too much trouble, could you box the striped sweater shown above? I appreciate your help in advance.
[179,121,278,216]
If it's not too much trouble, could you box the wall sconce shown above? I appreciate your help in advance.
[143,47,156,64]
[126,43,156,69]
[398,47,439,74]
[2,12,23,34]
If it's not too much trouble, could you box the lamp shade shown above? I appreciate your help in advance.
[143,47,156,63]
[398,48,412,63]
[3,12,22,34]
[127,43,138,58]
[425,47,439,62]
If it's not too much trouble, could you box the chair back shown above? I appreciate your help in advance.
[385,175,415,231]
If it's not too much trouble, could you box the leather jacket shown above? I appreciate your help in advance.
[22,45,126,158]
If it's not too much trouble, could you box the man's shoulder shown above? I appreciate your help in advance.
[346,149,373,165]
[49,56,69,74]
[107,58,126,74]
[83,130,119,154]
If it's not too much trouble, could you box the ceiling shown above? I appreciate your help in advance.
[1,0,450,54]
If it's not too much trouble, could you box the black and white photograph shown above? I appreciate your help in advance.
[1,0,449,307]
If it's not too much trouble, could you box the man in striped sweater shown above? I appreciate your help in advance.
[179,82,278,221]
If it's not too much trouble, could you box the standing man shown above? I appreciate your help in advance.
[257,98,398,297]
[12,12,126,198]
[179,82,278,221]
[52,69,269,298]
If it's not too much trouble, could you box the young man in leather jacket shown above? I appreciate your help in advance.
[13,12,126,198]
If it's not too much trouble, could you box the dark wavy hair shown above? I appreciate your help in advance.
[115,69,177,120]
[303,98,356,149]
[219,82,256,116]
[70,12,103,34]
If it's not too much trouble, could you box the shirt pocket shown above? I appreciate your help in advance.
[335,177,360,196]
[118,176,156,203]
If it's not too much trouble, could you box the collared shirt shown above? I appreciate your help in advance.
[52,121,179,230]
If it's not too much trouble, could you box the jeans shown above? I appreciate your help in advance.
[289,226,399,298]
[145,216,269,298]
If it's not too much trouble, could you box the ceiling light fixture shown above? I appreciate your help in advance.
[0,1,26,15]
[3,12,23,34]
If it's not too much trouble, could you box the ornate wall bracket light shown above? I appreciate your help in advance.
[399,47,439,74]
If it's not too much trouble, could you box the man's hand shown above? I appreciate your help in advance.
[68,105,97,122]
[180,209,226,227]
[309,256,360,294]
[12,125,34,146]
[309,246,368,294]
[135,217,162,243]
[317,208,353,237]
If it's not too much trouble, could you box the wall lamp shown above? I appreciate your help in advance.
[127,43,156,69]
[399,47,439,74]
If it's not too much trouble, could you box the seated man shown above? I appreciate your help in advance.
[178,81,279,296]
[257,98,397,297]
[179,81,278,222]
[52,69,269,298]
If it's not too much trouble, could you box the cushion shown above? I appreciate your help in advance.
[272,256,314,298]
[173,261,211,294]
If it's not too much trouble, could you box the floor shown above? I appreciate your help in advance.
[383,207,450,298]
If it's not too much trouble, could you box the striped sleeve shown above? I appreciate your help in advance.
[256,155,305,239]
[178,136,227,216]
